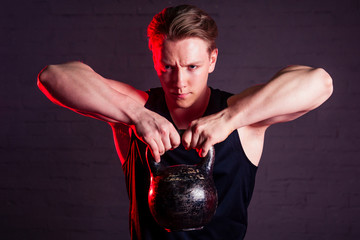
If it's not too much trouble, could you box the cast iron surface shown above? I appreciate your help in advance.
[147,146,217,232]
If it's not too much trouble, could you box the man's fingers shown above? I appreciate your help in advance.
[169,130,181,149]
[190,133,200,149]
[182,129,192,150]
[155,136,166,156]
[147,139,161,162]
[182,125,215,157]
[160,134,172,152]
[200,140,212,157]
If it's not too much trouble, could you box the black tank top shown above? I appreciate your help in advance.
[122,87,257,240]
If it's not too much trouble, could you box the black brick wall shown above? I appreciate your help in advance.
[1,0,359,239]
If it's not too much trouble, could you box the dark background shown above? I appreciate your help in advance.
[1,0,359,239]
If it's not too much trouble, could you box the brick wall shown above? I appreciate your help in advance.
[1,0,359,239]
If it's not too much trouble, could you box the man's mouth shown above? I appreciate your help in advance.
[172,92,190,99]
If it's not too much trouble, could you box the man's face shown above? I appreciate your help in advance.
[152,37,218,110]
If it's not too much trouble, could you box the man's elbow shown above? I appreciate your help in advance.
[314,68,333,100]
[37,65,56,88]
[306,68,333,112]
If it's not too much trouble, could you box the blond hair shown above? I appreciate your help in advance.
[147,5,218,54]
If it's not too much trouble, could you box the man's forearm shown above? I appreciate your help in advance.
[226,65,333,129]
[37,61,145,125]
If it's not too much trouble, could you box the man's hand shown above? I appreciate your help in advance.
[132,108,180,162]
[182,109,234,157]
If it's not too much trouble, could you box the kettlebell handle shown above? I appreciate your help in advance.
[146,145,215,177]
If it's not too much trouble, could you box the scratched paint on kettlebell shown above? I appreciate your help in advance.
[164,168,205,182]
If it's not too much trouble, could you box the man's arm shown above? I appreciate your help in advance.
[182,65,333,157]
[227,65,333,127]
[37,61,146,123]
[37,61,180,162]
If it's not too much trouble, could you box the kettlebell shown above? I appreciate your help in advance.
[146,144,217,232]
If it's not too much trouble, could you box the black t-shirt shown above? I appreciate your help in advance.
[122,87,258,240]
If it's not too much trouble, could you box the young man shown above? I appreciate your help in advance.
[37,5,333,240]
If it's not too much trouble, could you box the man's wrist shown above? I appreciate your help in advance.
[117,95,144,126]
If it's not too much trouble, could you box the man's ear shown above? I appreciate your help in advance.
[208,48,218,73]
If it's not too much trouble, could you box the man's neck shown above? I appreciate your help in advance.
[168,87,211,129]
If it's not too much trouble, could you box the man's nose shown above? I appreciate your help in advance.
[174,68,186,88]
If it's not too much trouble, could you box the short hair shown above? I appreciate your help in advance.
[147,5,218,54]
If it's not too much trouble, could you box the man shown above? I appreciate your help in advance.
[37,5,333,240]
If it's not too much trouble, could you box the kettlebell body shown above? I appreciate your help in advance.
[147,147,217,232]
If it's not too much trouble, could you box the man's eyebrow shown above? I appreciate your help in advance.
[160,60,204,65]
[160,60,172,65]
[187,61,203,65]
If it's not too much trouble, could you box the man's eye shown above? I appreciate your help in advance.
[188,65,197,70]
[164,65,172,70]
